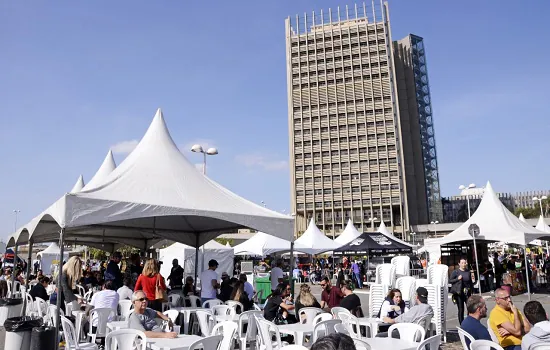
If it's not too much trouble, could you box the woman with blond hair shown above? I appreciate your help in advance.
[294,283,321,316]
[59,256,83,313]
[135,259,167,311]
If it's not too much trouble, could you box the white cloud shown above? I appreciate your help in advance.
[235,154,288,171]
[111,140,139,154]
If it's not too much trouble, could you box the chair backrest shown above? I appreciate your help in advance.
[299,307,324,325]
[530,343,550,350]
[118,300,133,321]
[202,298,223,308]
[76,284,86,297]
[25,292,35,316]
[334,323,349,335]
[84,290,93,302]
[388,323,426,343]
[312,319,342,342]
[225,300,244,315]
[238,310,262,341]
[368,284,387,318]
[395,276,417,305]
[184,295,202,307]
[168,293,182,307]
[48,305,61,327]
[470,339,505,350]
[188,335,223,350]
[391,256,411,278]
[416,314,432,334]
[338,313,362,339]
[195,310,215,337]
[427,265,448,287]
[375,264,396,286]
[457,327,476,350]
[211,321,238,350]
[89,308,116,337]
[163,310,180,323]
[60,315,78,350]
[253,289,264,304]
[331,306,351,319]
[256,316,282,350]
[280,346,310,350]
[35,297,49,318]
[212,304,231,317]
[353,338,372,350]
[312,313,333,324]
[105,329,147,350]
[487,325,498,342]
[416,334,441,350]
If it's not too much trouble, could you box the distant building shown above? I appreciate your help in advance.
[512,191,550,210]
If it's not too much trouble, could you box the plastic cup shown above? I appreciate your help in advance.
[173,325,181,334]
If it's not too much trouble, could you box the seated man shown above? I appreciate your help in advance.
[90,281,120,328]
[128,291,177,339]
[320,277,344,310]
[377,287,434,338]
[339,281,363,317]
[521,301,550,350]
[489,288,530,350]
[461,295,491,344]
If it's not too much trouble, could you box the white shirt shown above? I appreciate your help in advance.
[90,289,119,327]
[379,300,408,318]
[270,267,284,290]
[244,281,254,300]
[200,269,218,299]
[117,286,133,300]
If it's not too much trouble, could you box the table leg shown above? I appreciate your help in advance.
[183,311,190,334]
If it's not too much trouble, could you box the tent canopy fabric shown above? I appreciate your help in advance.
[70,175,85,193]
[7,109,294,250]
[334,232,413,255]
[294,219,340,254]
[376,221,415,248]
[334,220,363,245]
[81,150,116,191]
[424,182,547,248]
[37,243,69,275]
[233,231,303,256]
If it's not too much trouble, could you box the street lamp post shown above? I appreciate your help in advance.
[533,195,549,256]
[368,217,377,231]
[430,221,439,236]
[410,231,416,245]
[459,183,477,218]
[191,144,219,175]
[13,210,20,231]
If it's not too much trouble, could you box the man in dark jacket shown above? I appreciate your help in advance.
[104,252,123,290]
[450,257,474,325]
[167,259,184,292]
[30,276,50,301]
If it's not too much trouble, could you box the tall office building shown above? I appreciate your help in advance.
[285,2,442,239]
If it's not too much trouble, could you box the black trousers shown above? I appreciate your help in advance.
[456,293,467,325]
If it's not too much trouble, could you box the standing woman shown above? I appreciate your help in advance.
[59,256,83,313]
[135,258,167,312]
[449,257,473,324]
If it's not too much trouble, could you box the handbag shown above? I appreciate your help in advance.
[155,274,168,302]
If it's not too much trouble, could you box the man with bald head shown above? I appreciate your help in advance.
[489,288,531,350]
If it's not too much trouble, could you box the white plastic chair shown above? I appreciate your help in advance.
[195,310,216,336]
[457,327,475,350]
[76,284,86,297]
[60,315,98,350]
[84,290,93,303]
[163,309,180,323]
[388,323,426,343]
[395,276,417,307]
[202,298,223,308]
[211,321,238,350]
[281,346,309,350]
[298,307,324,325]
[375,264,396,287]
[34,297,49,318]
[334,323,349,335]
[48,305,64,327]
[226,300,244,314]
[237,310,262,350]
[105,329,147,350]
[530,343,550,350]
[256,316,285,350]
[331,306,351,319]
[312,313,333,324]
[188,335,223,350]
[24,292,36,316]
[212,304,232,317]
[87,308,116,343]
[417,334,441,350]
[391,256,411,279]
[118,300,133,321]
[487,326,499,343]
[186,295,202,307]
[168,293,182,307]
[311,319,341,342]
[338,312,365,339]
[470,339,504,350]
[353,338,372,350]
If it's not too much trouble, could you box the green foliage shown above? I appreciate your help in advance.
[514,197,549,219]
[88,247,108,260]
[214,238,234,246]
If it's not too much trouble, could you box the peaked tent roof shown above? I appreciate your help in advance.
[377,221,415,248]
[334,232,412,255]
[234,231,306,256]
[334,220,363,245]
[294,219,340,254]
[7,109,294,249]
[519,213,527,223]
[37,242,69,258]
[82,150,116,191]
[424,182,546,247]
[70,175,85,193]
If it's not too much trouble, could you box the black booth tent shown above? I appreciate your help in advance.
[334,232,413,255]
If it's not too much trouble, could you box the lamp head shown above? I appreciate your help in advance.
[191,144,203,153]
[206,147,218,155]
[459,185,466,190]
[533,197,539,201]
[542,196,548,200]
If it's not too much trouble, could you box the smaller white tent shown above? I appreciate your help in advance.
[37,243,69,275]
[520,214,542,246]
[70,175,85,193]
[294,219,340,254]
[334,220,362,245]
[233,232,302,256]
[159,240,233,280]
[535,216,550,251]
[377,221,415,248]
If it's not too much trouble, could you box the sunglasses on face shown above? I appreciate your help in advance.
[135,297,147,302]
[498,296,511,300]
[320,284,326,287]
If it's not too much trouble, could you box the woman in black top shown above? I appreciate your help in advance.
[449,257,473,324]
[339,281,363,317]
[30,276,50,301]
[263,283,296,324]
[230,281,252,313]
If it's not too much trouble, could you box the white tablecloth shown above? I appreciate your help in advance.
[147,335,203,350]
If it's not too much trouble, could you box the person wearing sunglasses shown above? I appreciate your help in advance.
[263,282,296,324]
[489,288,530,350]
[128,291,178,338]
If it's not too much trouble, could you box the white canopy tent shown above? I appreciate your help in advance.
[234,231,305,256]
[37,243,69,275]
[535,216,550,254]
[81,150,116,191]
[376,221,415,248]
[294,219,340,254]
[70,175,85,193]
[159,240,233,280]
[334,220,362,246]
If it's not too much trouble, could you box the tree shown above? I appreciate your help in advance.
[214,238,234,246]
[88,247,108,260]
[514,197,550,219]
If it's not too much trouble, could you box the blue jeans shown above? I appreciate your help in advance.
[504,346,521,350]
[354,273,362,288]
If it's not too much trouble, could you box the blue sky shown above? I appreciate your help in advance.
[1,1,549,242]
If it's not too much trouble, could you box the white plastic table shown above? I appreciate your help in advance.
[214,314,239,322]
[147,334,203,350]
[171,307,203,334]
[107,320,129,332]
[361,338,417,350]
[357,317,383,337]
[277,323,314,346]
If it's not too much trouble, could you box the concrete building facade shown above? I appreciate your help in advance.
[285,2,442,240]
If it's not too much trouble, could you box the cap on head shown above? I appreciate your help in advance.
[208,259,219,268]
[416,287,429,303]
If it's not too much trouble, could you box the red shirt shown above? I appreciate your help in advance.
[135,273,166,301]
[321,286,344,309]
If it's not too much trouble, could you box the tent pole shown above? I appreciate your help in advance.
[194,233,199,286]
[26,240,33,290]
[54,228,65,350]
[12,242,18,295]
[472,235,481,295]
[289,242,295,296]
[524,248,531,300]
